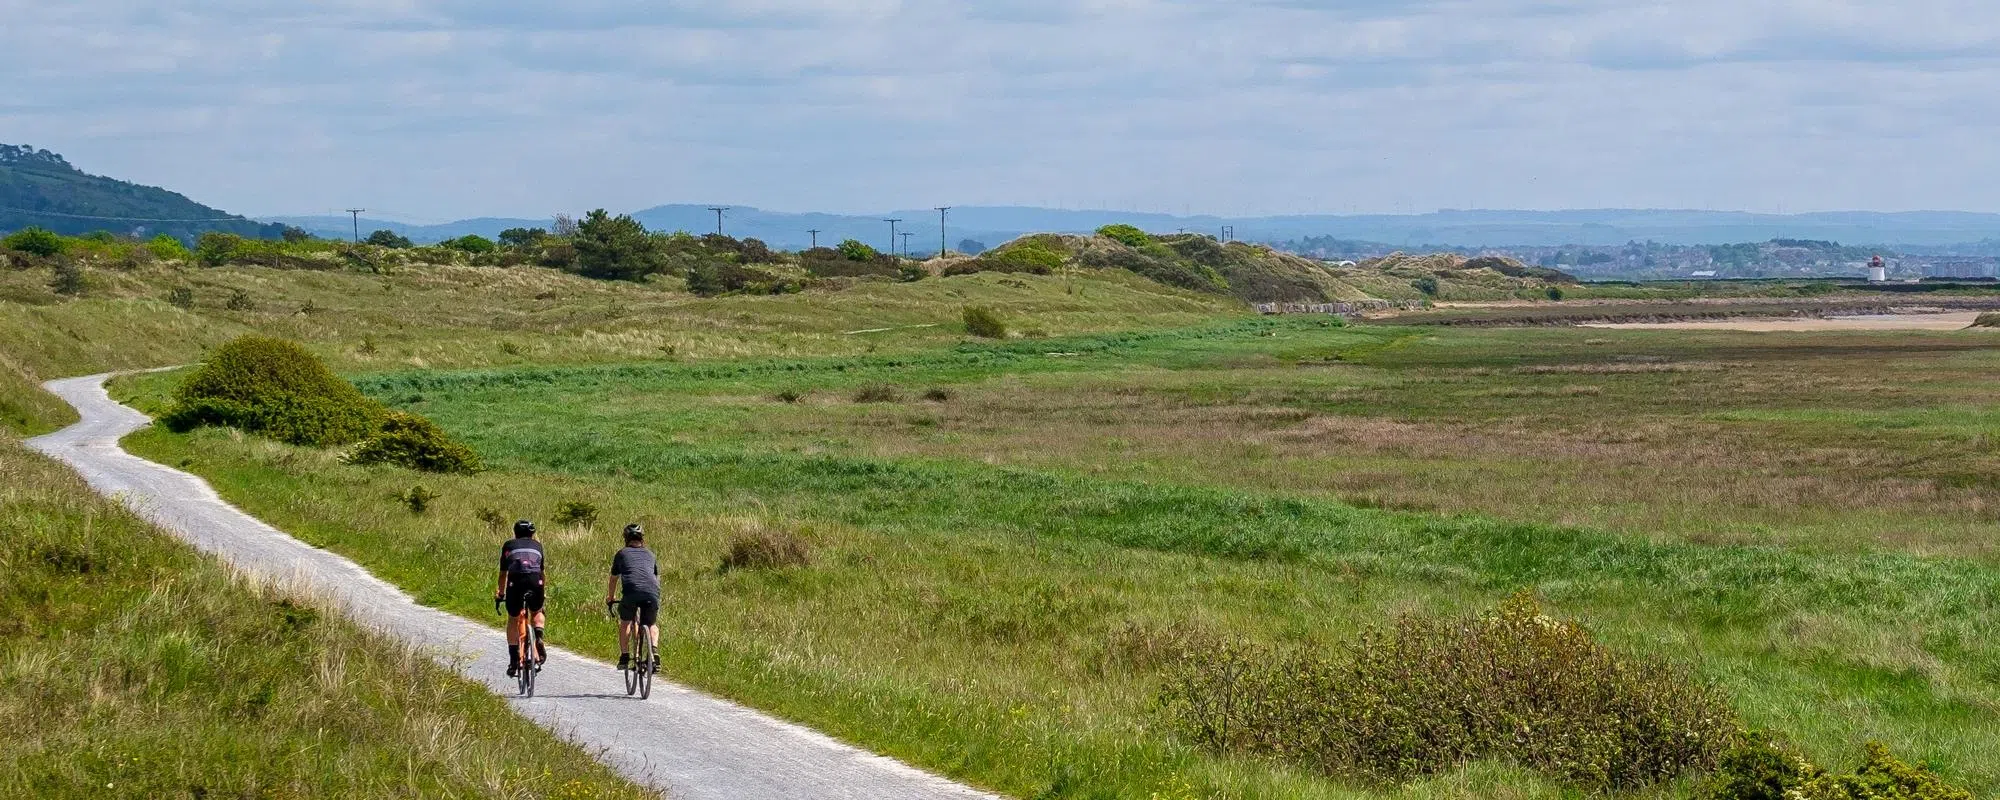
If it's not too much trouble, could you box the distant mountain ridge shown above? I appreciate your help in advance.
[272,205,2000,252]
[0,144,284,241]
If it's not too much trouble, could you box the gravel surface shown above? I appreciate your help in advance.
[27,373,1001,800]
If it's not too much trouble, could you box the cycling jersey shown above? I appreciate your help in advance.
[501,537,545,582]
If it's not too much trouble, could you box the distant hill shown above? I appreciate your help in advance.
[0,144,286,241]
[266,205,2000,253]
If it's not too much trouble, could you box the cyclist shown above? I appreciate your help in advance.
[606,523,661,671]
[496,520,548,678]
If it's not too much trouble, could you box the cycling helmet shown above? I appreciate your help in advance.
[514,520,537,537]
[622,523,644,541]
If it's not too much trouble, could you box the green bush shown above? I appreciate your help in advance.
[1546,286,1565,301]
[853,384,900,403]
[399,484,440,514]
[442,234,496,254]
[962,306,1007,338]
[225,288,253,311]
[346,412,481,474]
[686,262,798,296]
[571,210,665,281]
[835,239,880,262]
[1413,276,1440,296]
[1097,223,1152,248]
[365,229,414,249]
[167,286,196,309]
[2,226,65,257]
[983,243,1065,275]
[147,234,191,261]
[1704,738,1975,800]
[1970,313,2000,329]
[161,336,385,447]
[1160,593,1738,791]
[49,260,84,296]
[194,232,243,267]
[554,499,599,527]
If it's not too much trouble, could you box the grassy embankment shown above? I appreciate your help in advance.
[0,436,652,798]
[0,259,1242,436]
[121,318,2000,799]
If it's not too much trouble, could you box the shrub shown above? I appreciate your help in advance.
[686,262,796,296]
[922,387,953,402]
[554,499,599,527]
[1159,593,1739,791]
[443,234,496,254]
[346,411,482,474]
[721,526,811,571]
[365,229,414,249]
[2,226,65,257]
[161,336,385,446]
[1412,276,1440,296]
[853,384,900,403]
[1702,737,1976,800]
[962,306,1007,338]
[475,506,508,531]
[167,286,195,308]
[1546,286,1565,301]
[835,239,879,262]
[571,209,665,280]
[1097,223,1152,248]
[225,288,253,311]
[49,260,84,295]
[399,484,440,514]
[1970,312,2000,329]
[980,243,1065,275]
[195,232,243,267]
[497,227,547,248]
[774,389,807,403]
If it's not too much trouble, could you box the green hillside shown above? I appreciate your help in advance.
[0,144,284,241]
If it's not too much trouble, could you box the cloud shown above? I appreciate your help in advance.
[3,0,1998,218]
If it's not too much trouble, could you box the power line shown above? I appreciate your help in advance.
[707,206,730,236]
[883,218,902,258]
[899,231,913,259]
[807,229,821,249]
[0,205,252,223]
[345,209,366,244]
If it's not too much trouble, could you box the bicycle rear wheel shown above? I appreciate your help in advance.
[637,633,654,700]
[623,632,639,696]
[518,627,538,697]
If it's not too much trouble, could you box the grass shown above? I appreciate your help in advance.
[0,436,652,799]
[0,259,1240,435]
[119,319,2000,798]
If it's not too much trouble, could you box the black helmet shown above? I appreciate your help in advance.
[622,523,644,541]
[514,520,537,537]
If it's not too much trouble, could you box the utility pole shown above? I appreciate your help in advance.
[345,209,366,243]
[935,207,951,258]
[883,218,902,258]
[707,206,730,236]
[900,231,913,259]
[807,229,820,249]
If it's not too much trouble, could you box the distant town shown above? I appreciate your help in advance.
[1279,236,2000,282]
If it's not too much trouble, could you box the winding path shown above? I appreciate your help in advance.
[26,374,1001,800]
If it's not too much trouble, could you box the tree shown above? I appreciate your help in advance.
[443,234,496,254]
[957,239,987,256]
[2,226,65,257]
[497,227,548,248]
[281,226,313,243]
[196,232,244,267]
[571,209,665,280]
[835,239,879,262]
[365,229,414,249]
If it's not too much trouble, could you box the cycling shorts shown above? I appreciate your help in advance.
[617,593,659,626]
[504,576,545,616]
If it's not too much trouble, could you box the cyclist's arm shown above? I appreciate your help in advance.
[606,572,619,604]
[495,569,507,599]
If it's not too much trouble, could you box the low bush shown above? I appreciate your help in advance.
[1546,286,1565,301]
[554,499,599,527]
[2,226,64,257]
[922,387,953,402]
[1702,736,1974,800]
[1412,276,1440,296]
[721,526,811,571]
[167,286,195,309]
[835,239,879,262]
[365,229,414,249]
[853,384,900,403]
[1970,312,2000,329]
[442,234,496,254]
[962,306,1007,338]
[346,412,482,474]
[399,484,440,514]
[474,506,507,531]
[49,260,84,295]
[1097,223,1152,248]
[1159,593,1739,791]
[225,288,253,311]
[774,389,807,403]
[686,262,800,296]
[162,336,385,446]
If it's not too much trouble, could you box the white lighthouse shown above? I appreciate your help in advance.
[1868,255,1888,282]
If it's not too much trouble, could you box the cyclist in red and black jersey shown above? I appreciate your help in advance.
[496,520,548,677]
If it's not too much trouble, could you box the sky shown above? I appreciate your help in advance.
[5,1,2000,220]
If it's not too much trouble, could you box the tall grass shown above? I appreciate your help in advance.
[0,438,651,799]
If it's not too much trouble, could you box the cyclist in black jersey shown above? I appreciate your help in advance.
[496,520,548,677]
[607,523,661,670]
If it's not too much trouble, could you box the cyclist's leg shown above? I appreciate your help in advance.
[528,587,547,664]
[616,598,636,667]
[640,597,661,667]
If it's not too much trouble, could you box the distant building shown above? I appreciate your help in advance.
[1689,270,1718,278]
[1868,255,1888,282]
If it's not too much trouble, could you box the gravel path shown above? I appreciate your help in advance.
[26,373,1002,800]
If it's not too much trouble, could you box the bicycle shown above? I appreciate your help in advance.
[499,597,544,697]
[608,600,654,699]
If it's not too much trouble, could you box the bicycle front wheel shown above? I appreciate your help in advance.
[637,635,654,700]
